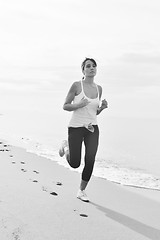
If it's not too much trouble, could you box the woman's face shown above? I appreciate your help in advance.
[83,60,97,77]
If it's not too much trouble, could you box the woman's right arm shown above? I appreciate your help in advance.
[63,82,90,112]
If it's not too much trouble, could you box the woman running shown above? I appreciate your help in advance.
[59,58,108,202]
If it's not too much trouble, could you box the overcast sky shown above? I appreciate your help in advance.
[0,0,160,118]
[0,0,160,64]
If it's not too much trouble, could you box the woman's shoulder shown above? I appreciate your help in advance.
[71,81,81,95]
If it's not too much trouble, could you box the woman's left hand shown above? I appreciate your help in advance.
[101,99,108,109]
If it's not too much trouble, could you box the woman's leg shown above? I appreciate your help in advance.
[67,127,84,168]
[80,125,99,190]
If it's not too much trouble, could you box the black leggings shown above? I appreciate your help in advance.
[68,125,99,182]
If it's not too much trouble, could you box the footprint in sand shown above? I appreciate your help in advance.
[29,179,38,183]
[42,186,48,192]
[50,192,58,196]
[73,210,88,218]
[12,227,23,240]
[42,186,58,196]
[56,182,63,186]
[32,180,38,183]
[79,214,88,218]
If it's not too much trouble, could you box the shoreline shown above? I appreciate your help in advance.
[2,136,160,199]
[3,134,160,193]
[1,139,160,239]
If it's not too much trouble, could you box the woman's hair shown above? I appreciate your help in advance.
[81,58,97,71]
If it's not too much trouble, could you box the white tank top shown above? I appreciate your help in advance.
[68,81,100,127]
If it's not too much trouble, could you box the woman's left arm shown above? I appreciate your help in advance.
[97,85,108,115]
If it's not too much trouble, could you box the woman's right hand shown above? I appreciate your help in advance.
[78,97,90,108]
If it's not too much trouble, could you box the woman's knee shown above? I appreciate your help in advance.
[65,150,80,168]
[70,161,81,169]
[68,155,81,168]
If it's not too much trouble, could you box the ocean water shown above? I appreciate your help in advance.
[0,85,160,191]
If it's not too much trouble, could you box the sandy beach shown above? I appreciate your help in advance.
[0,139,160,240]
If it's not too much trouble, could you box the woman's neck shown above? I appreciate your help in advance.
[83,76,94,84]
